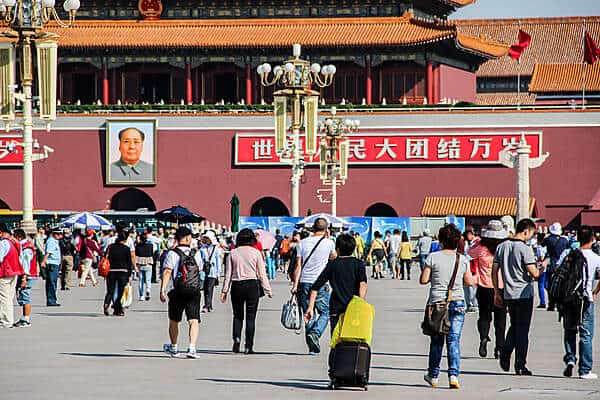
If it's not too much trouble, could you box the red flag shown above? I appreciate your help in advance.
[509,29,532,60]
[584,32,600,64]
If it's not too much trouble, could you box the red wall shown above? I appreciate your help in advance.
[439,64,476,103]
[1,123,599,227]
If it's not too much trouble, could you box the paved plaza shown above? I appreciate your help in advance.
[1,274,599,400]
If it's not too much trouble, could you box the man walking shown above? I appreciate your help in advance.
[13,229,37,327]
[59,228,75,290]
[561,226,600,380]
[492,218,543,376]
[388,229,402,279]
[41,228,63,307]
[417,229,433,272]
[0,223,24,327]
[292,218,337,355]
[160,227,203,359]
[543,222,570,311]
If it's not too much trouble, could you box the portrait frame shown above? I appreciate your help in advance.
[105,119,158,186]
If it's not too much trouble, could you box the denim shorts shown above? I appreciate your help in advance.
[17,277,34,306]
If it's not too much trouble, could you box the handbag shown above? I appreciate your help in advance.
[121,283,133,308]
[421,253,461,336]
[281,294,302,332]
[98,246,111,278]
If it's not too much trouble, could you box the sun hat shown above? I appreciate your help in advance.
[202,230,218,244]
[549,222,562,236]
[481,220,508,240]
[423,228,431,236]
[500,215,515,234]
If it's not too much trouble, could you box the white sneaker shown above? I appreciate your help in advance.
[424,374,439,387]
[186,349,200,359]
[139,297,144,302]
[449,375,461,389]
[580,373,598,380]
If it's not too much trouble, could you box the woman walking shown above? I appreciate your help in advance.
[399,231,413,280]
[135,234,154,301]
[367,231,387,279]
[220,228,272,354]
[201,231,221,313]
[468,220,508,359]
[421,224,474,389]
[104,231,133,317]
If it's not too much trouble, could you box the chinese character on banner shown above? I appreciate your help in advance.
[347,139,367,160]
[375,138,398,160]
[405,138,429,160]
[502,137,520,151]
[252,139,273,160]
[469,138,492,159]
[437,138,461,159]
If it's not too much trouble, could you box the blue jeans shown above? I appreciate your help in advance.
[419,254,428,272]
[537,271,547,305]
[298,282,330,352]
[428,300,466,378]
[564,300,595,375]
[45,264,60,306]
[138,268,152,298]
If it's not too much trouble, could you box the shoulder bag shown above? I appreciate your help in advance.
[421,253,461,336]
[98,245,111,278]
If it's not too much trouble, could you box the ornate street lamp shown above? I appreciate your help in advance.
[257,44,336,217]
[318,107,359,216]
[0,0,79,233]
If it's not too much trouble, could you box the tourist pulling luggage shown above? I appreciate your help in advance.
[329,296,375,390]
[303,234,370,390]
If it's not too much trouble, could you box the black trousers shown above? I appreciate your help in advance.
[151,251,159,283]
[230,280,261,349]
[399,259,411,278]
[104,271,129,315]
[476,287,507,351]
[203,277,217,310]
[503,297,534,370]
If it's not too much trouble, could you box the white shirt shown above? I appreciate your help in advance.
[297,235,336,284]
[582,249,600,302]
[163,246,203,283]
[107,235,135,252]
[0,239,11,263]
[389,235,402,254]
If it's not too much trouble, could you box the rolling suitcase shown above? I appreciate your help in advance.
[329,341,371,391]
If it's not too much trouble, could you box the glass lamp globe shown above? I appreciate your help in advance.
[42,0,56,8]
[284,63,295,72]
[63,0,80,12]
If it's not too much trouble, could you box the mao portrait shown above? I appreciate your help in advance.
[106,119,157,185]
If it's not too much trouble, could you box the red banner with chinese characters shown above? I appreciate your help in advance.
[235,131,542,165]
[0,136,23,166]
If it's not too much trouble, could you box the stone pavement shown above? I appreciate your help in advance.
[1,273,599,400]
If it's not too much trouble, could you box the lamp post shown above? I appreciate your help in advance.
[318,107,359,216]
[257,44,336,217]
[0,0,80,233]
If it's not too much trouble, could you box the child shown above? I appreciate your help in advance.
[304,233,368,338]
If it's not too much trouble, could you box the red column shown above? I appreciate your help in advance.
[426,61,433,103]
[185,61,193,104]
[365,57,372,105]
[102,61,109,105]
[433,64,440,104]
[245,63,252,105]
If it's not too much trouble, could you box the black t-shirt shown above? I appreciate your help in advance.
[312,256,367,315]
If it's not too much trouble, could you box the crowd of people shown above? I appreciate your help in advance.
[0,215,599,390]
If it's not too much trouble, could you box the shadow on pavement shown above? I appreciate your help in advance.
[373,352,482,360]
[128,349,306,356]
[198,378,327,390]
[38,312,103,318]
[372,365,563,379]
[60,352,164,358]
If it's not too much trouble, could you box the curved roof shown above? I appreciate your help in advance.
[43,13,506,58]
[529,63,600,93]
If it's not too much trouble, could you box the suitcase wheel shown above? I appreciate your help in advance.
[364,385,368,391]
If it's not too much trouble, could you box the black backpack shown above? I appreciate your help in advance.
[548,249,587,306]
[172,248,203,295]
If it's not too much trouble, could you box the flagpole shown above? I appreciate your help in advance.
[582,20,586,109]
[517,20,521,110]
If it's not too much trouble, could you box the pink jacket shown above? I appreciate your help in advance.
[222,246,272,296]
